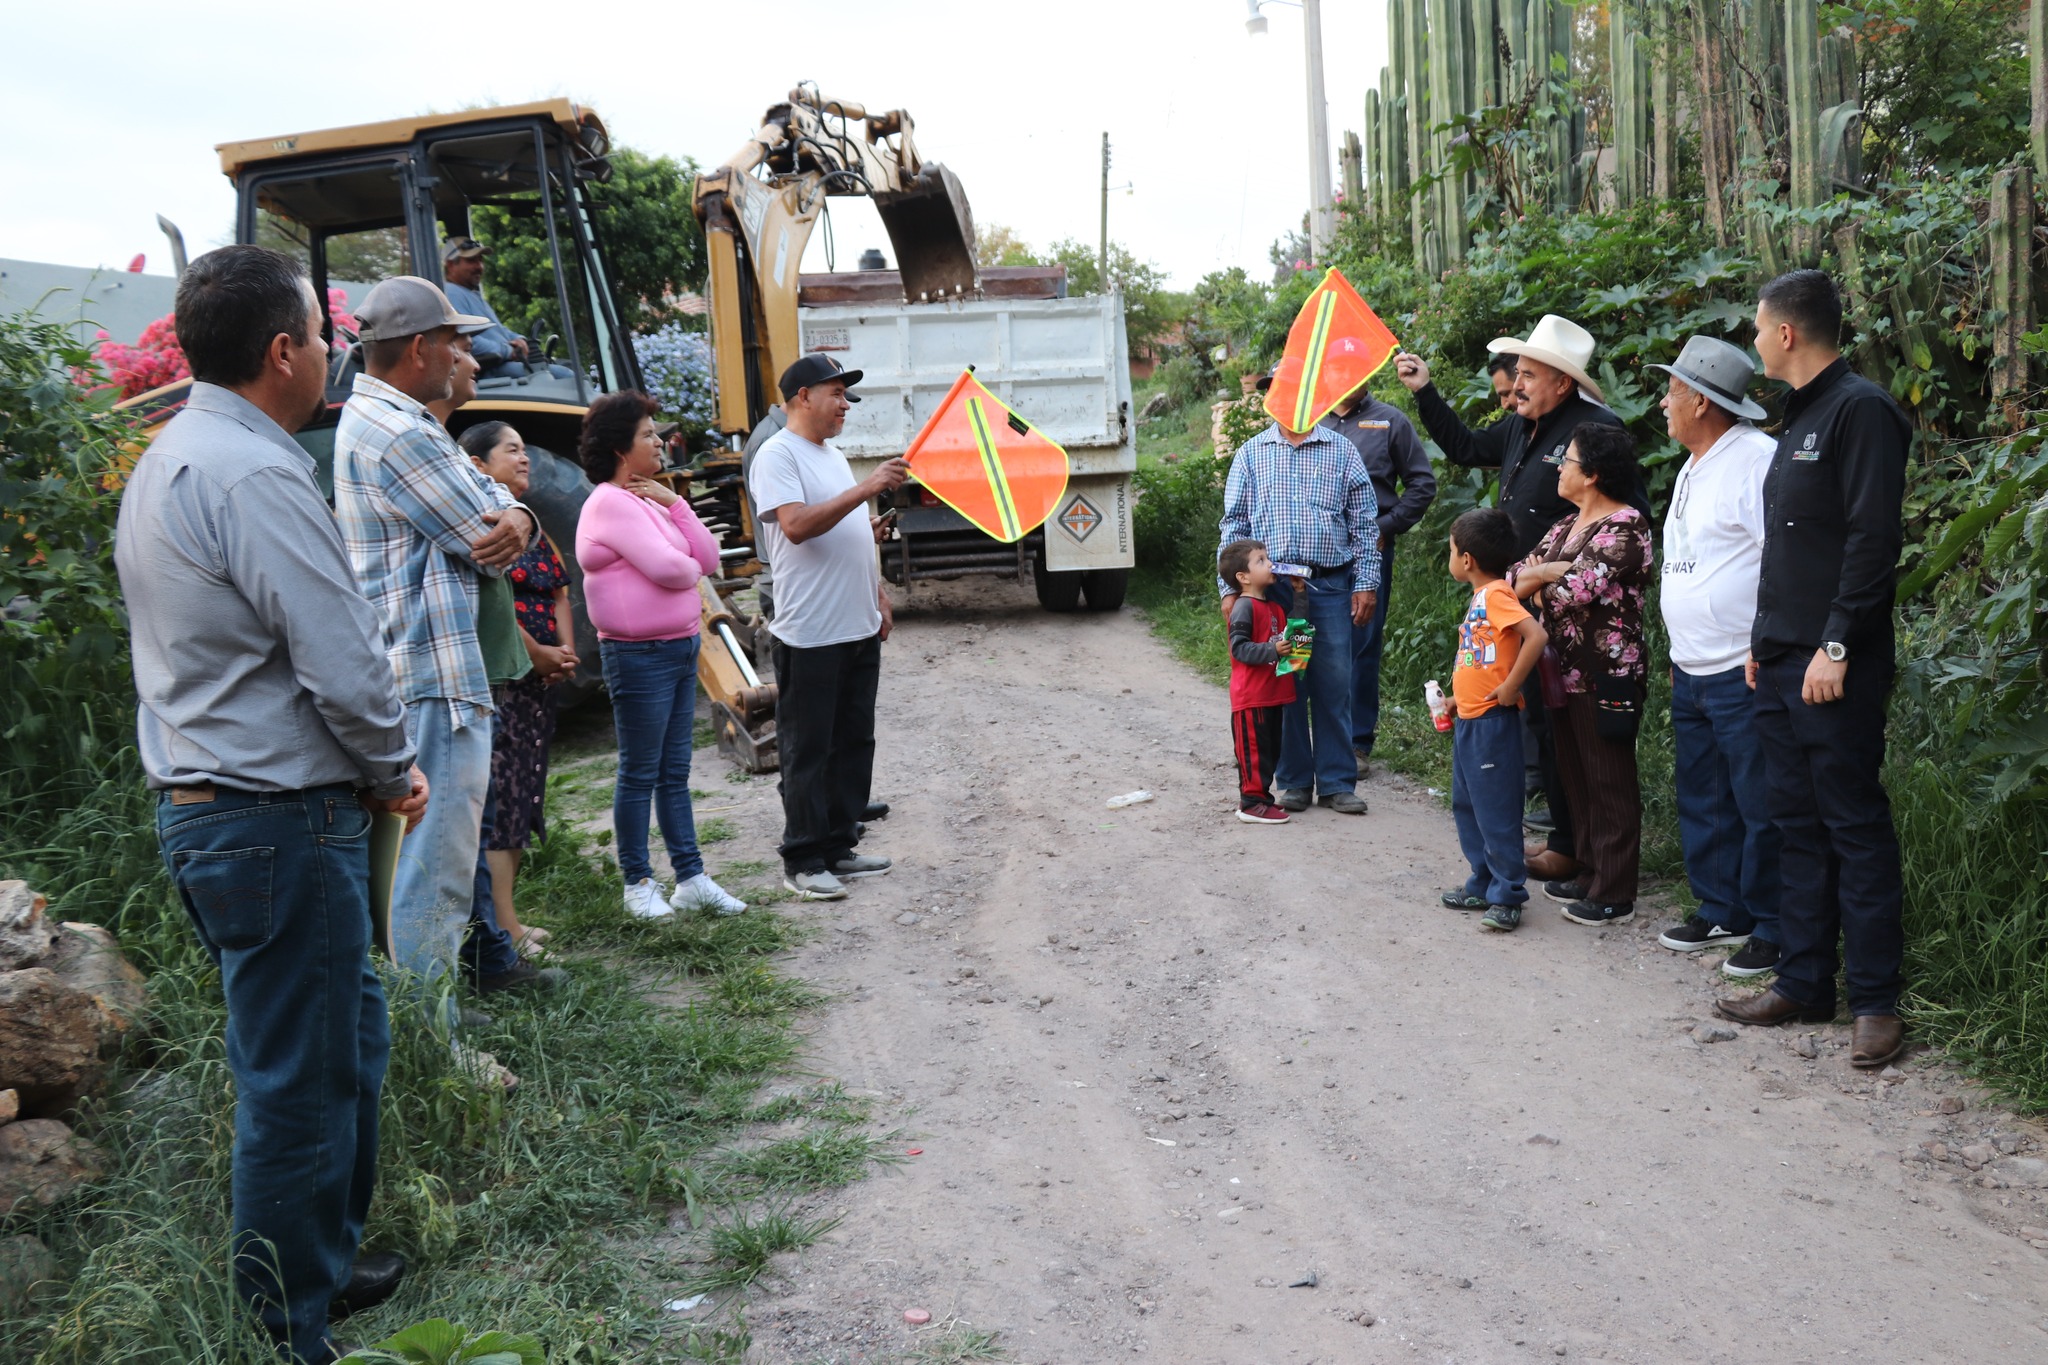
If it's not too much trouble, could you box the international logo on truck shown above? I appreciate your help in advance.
[1058,494,1102,542]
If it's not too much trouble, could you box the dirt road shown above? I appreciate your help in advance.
[689,582,2048,1364]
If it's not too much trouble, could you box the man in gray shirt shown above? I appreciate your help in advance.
[115,245,427,1363]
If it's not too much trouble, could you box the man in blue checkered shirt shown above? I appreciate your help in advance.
[1217,358,1381,814]
[335,278,539,997]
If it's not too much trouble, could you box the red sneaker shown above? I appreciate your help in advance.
[1236,803,1290,825]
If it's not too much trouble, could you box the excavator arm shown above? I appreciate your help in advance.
[693,85,978,439]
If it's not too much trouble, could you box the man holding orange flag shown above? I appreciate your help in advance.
[1217,354,1381,815]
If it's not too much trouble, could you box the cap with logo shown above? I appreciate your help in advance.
[442,237,490,263]
[778,353,864,403]
[1644,335,1766,421]
[355,276,492,342]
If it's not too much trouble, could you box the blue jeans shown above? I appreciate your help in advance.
[601,635,704,884]
[1452,706,1528,904]
[157,783,389,1363]
[392,700,492,987]
[462,774,520,980]
[1350,542,1393,753]
[1271,574,1357,797]
[1672,665,1781,944]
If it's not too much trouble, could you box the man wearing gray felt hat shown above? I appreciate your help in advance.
[1647,334,1784,979]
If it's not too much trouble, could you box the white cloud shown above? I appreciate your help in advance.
[1,0,1388,288]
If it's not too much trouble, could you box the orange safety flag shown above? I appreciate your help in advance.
[903,369,1070,543]
[1262,267,1401,433]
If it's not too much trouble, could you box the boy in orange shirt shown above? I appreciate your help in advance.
[1439,509,1549,931]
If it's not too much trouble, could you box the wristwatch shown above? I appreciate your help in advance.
[1823,641,1848,662]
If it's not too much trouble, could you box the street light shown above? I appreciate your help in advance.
[1244,0,1334,263]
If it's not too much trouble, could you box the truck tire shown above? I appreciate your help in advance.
[1080,568,1130,611]
[1032,554,1084,612]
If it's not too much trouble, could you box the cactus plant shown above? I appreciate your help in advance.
[1990,165,2035,412]
[1398,0,1432,262]
[2033,0,2048,182]
[1342,129,1364,216]
[1427,0,1470,263]
[1649,0,1676,200]
[1609,1,1651,207]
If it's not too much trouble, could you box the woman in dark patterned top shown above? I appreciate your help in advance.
[461,421,578,952]
[1510,424,1654,927]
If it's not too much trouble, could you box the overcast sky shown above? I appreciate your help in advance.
[2,0,1390,289]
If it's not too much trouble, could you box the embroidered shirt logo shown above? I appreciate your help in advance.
[1792,431,1822,462]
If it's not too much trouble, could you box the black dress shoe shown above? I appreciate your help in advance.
[863,800,890,821]
[329,1251,405,1321]
[1714,988,1834,1027]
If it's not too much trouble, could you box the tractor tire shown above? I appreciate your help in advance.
[1032,554,1084,612]
[1080,568,1130,611]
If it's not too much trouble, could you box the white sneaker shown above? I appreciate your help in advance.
[623,878,674,920]
[671,872,748,917]
[783,869,849,901]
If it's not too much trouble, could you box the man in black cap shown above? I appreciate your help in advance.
[748,355,909,900]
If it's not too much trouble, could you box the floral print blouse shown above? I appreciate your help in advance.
[1513,507,1653,694]
[507,538,571,646]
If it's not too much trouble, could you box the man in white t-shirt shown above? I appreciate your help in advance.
[1645,336,1782,977]
[749,354,910,900]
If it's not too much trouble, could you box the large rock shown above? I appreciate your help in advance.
[0,1234,63,1315]
[0,969,107,1113]
[43,922,147,1032]
[0,882,60,971]
[0,881,148,1117]
[0,1118,100,1212]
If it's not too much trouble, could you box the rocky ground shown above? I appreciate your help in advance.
[661,580,2048,1364]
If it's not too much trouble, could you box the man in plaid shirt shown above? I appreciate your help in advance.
[1217,359,1381,815]
[335,278,538,992]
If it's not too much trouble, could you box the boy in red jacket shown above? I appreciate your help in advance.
[1221,539,1298,825]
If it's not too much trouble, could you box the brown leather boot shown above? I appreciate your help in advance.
[1714,989,1834,1027]
[1525,846,1580,881]
[1850,1015,1905,1068]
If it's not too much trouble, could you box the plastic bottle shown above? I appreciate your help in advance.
[1425,679,1453,733]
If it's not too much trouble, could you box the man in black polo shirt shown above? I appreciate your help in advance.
[1714,270,1910,1069]
[1318,382,1436,776]
[1395,316,1636,883]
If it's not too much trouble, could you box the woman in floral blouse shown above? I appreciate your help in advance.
[461,421,578,952]
[1511,423,1654,928]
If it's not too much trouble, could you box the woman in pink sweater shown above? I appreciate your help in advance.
[575,391,746,920]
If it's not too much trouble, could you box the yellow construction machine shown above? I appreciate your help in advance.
[122,101,788,769]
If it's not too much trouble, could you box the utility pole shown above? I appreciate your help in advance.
[1303,0,1333,260]
[1099,131,1111,289]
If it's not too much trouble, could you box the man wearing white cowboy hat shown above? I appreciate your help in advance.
[1396,315,1644,884]
[1394,314,1640,555]
[1644,335,1783,981]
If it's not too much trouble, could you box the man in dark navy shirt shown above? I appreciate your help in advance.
[1319,384,1436,774]
[1714,270,1910,1070]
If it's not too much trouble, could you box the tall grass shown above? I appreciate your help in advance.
[0,320,895,1359]
[1133,405,2048,1109]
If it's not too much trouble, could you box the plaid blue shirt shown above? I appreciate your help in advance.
[334,374,528,715]
[1217,422,1382,595]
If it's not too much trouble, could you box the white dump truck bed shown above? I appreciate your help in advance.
[794,289,1136,602]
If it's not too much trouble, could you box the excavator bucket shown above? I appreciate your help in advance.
[873,162,978,302]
